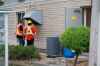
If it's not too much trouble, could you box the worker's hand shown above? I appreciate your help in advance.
[33,32,38,40]
[34,35,39,41]
[34,37,39,41]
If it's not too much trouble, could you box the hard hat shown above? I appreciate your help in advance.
[27,20,32,24]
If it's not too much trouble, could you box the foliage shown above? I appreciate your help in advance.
[0,44,5,57]
[9,45,40,60]
[0,44,40,60]
[60,26,90,55]
[60,26,90,66]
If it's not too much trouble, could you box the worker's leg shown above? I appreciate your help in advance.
[17,35,24,46]
[19,38,22,46]
[27,40,29,46]
[27,40,32,46]
[31,39,34,46]
[17,37,20,45]
[20,38,25,46]
[24,39,27,46]
[27,39,34,46]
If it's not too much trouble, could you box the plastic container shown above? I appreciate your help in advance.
[63,48,75,58]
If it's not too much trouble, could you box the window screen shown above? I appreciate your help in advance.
[0,13,4,29]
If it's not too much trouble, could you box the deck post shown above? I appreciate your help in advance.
[4,13,8,66]
[89,0,100,66]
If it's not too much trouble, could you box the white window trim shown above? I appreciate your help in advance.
[84,9,87,26]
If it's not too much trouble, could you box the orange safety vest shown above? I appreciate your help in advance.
[16,24,23,36]
[25,25,38,40]
[25,26,34,40]
[26,26,33,35]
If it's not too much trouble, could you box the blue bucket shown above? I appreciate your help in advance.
[63,48,75,58]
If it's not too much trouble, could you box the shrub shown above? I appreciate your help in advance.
[0,44,5,57]
[60,26,90,66]
[9,45,40,60]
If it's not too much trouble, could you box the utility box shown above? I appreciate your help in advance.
[47,37,63,57]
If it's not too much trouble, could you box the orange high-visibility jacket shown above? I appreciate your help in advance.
[16,24,23,36]
[24,25,38,40]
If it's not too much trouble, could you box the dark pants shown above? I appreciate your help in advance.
[27,39,34,46]
[17,35,25,46]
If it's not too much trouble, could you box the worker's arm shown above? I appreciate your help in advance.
[33,32,39,40]
[32,27,39,40]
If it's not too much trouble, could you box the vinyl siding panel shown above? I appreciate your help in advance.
[8,13,17,45]
[39,7,65,37]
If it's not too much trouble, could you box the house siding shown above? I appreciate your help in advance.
[37,7,65,49]
[8,13,17,45]
[6,0,91,49]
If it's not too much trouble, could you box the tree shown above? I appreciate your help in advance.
[60,26,90,66]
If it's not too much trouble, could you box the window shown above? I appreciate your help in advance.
[0,13,4,29]
[65,8,83,28]
[0,13,4,43]
[24,9,43,25]
[82,6,91,27]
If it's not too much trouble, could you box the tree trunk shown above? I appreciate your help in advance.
[73,55,79,66]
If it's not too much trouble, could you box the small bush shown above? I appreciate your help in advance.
[0,44,5,57]
[59,26,90,66]
[9,45,40,60]
[60,26,90,54]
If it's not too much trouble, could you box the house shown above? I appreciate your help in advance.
[0,0,91,50]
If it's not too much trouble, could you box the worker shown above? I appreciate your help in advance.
[24,20,38,46]
[16,22,25,46]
